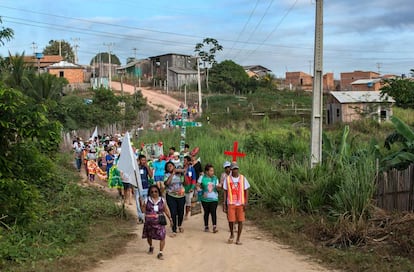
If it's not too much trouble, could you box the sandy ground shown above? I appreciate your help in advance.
[111,82,182,115]
[84,194,331,272]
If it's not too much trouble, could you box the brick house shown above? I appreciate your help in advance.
[23,55,63,71]
[326,91,395,124]
[350,78,382,91]
[285,71,334,92]
[47,61,84,84]
[340,71,380,91]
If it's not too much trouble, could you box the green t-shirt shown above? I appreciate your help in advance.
[198,175,219,202]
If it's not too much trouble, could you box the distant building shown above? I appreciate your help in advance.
[285,71,313,89]
[285,71,334,92]
[326,91,395,124]
[340,71,380,91]
[47,61,84,84]
[23,55,63,71]
[243,65,272,78]
[350,78,382,91]
[116,59,152,80]
[149,53,199,90]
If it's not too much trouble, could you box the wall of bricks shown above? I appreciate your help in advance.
[48,68,84,84]
[340,71,380,91]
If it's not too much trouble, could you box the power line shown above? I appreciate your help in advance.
[232,0,275,60]
[222,0,260,60]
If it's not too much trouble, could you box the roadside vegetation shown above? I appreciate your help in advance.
[2,19,414,271]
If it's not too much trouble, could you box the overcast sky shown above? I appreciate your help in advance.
[1,0,413,78]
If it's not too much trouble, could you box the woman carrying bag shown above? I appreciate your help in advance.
[141,185,172,260]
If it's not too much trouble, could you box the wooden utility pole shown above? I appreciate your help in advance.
[310,0,324,168]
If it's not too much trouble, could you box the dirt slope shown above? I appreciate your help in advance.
[111,82,181,115]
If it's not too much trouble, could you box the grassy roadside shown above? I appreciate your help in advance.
[1,154,137,272]
[247,206,414,272]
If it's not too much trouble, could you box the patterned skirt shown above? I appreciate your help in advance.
[142,217,166,240]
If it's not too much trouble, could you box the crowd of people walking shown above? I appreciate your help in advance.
[72,135,250,260]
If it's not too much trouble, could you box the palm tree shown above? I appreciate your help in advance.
[1,52,34,91]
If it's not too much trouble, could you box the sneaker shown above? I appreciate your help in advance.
[148,246,154,255]
[204,227,209,232]
[157,253,164,260]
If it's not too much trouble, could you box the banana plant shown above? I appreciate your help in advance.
[382,116,414,170]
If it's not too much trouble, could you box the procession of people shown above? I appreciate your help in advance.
[72,128,250,261]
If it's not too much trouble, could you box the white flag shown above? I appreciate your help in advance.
[117,132,142,191]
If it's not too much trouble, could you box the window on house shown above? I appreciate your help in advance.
[59,71,64,77]
[336,108,340,117]
[380,110,387,120]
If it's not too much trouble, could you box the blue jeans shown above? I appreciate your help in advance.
[135,188,148,220]
[75,158,82,171]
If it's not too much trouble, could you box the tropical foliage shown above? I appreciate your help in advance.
[382,116,414,170]
[381,75,414,108]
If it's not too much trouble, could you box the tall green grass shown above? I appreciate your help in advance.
[137,122,377,226]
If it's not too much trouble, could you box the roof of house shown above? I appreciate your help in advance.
[351,78,382,85]
[23,55,63,68]
[168,67,198,75]
[149,53,193,59]
[330,91,395,103]
[243,65,272,72]
[116,59,150,70]
[48,61,82,69]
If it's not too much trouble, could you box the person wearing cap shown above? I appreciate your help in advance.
[223,162,250,245]
[219,161,232,188]
[171,151,181,168]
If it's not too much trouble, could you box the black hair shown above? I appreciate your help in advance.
[204,163,214,172]
[169,146,176,151]
[165,161,175,172]
[184,143,189,149]
[184,155,191,162]
[138,154,146,160]
[148,184,161,196]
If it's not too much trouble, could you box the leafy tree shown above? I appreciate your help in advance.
[209,60,249,94]
[382,116,414,170]
[0,17,13,46]
[90,52,121,65]
[43,40,75,62]
[380,77,414,108]
[195,38,223,90]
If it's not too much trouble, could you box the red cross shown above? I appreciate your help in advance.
[224,141,246,162]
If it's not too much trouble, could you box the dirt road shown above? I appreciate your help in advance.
[97,83,331,272]
[111,82,181,115]
[86,200,331,272]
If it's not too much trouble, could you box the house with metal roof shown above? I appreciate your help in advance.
[243,65,272,78]
[350,78,382,91]
[47,60,85,84]
[327,91,395,124]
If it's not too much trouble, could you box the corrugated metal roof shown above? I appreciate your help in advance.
[48,61,82,68]
[351,78,382,85]
[330,91,395,103]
